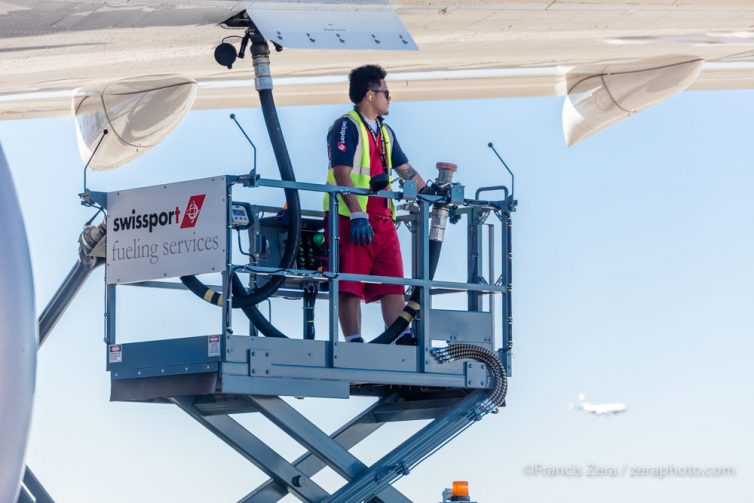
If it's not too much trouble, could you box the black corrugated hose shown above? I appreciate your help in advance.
[431,343,508,408]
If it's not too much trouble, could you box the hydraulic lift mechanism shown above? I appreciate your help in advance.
[21,23,517,503]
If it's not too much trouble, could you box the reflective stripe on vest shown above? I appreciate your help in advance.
[323,110,395,218]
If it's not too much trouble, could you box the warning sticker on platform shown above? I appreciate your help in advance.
[208,335,221,357]
[109,344,123,363]
[106,176,227,285]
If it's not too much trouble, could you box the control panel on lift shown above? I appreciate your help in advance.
[236,204,328,289]
[231,202,251,229]
[256,213,327,272]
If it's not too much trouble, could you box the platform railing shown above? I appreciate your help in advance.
[107,173,514,375]
[238,175,513,374]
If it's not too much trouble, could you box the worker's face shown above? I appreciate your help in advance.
[368,79,391,115]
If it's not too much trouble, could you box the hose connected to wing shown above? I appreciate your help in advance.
[179,35,298,336]
[431,343,507,408]
[225,36,300,310]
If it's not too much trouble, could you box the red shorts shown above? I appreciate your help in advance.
[325,214,405,303]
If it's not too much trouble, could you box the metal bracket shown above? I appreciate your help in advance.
[248,348,273,376]
[464,361,490,389]
[450,183,464,204]
[402,179,418,201]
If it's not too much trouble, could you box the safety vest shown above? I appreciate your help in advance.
[323,110,395,218]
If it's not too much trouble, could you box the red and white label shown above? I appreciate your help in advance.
[109,344,123,363]
[180,194,206,229]
[208,335,220,357]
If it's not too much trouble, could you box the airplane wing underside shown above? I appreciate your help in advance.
[2,0,754,121]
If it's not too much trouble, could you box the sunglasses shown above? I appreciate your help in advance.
[371,88,390,100]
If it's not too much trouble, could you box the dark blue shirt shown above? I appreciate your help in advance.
[327,115,409,169]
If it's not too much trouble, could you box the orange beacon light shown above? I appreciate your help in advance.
[440,480,474,502]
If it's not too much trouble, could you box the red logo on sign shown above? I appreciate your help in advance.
[180,194,206,228]
[337,143,346,152]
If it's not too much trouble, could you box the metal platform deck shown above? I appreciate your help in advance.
[108,331,494,403]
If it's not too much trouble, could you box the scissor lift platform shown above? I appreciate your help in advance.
[98,173,514,502]
[106,333,501,503]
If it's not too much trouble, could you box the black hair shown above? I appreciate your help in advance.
[349,64,387,104]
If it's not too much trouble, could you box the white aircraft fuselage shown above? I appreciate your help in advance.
[0,145,36,503]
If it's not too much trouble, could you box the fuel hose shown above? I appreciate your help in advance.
[369,239,442,344]
[232,273,287,338]
[371,162,457,344]
[228,38,301,310]
[180,36,300,336]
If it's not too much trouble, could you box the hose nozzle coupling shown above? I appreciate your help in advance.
[78,219,107,267]
[250,39,273,91]
[435,161,457,186]
[429,161,457,242]
[80,220,106,254]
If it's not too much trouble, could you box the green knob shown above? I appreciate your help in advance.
[313,233,325,246]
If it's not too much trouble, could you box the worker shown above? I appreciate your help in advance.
[324,64,426,344]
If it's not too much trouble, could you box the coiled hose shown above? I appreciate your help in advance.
[177,274,289,338]
[431,343,507,408]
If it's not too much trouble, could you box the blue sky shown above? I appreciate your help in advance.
[1,88,752,502]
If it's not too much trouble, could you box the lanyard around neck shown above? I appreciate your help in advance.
[358,111,388,169]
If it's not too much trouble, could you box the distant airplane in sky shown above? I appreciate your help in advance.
[573,393,627,416]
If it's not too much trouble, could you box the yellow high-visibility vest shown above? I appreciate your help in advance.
[323,110,395,218]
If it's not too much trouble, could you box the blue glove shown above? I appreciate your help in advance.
[349,212,374,247]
